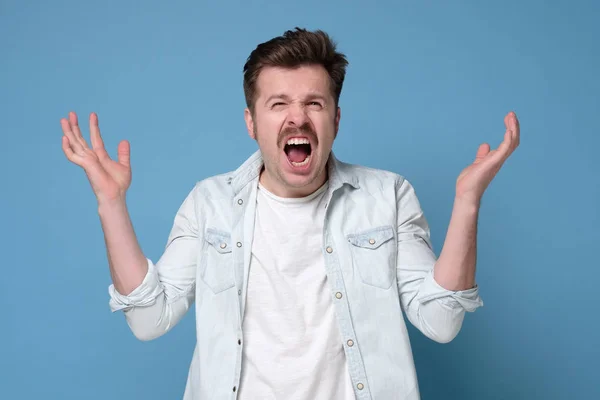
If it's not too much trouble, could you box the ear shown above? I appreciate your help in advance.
[244,108,256,140]
[334,107,341,138]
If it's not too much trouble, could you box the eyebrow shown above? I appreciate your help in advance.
[263,93,328,106]
[264,94,291,105]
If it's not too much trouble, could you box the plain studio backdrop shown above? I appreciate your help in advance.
[1,1,598,399]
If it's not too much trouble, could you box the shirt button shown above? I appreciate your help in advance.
[347,339,354,347]
[335,292,342,299]
[236,242,242,248]
[238,339,241,345]
[237,199,243,205]
[238,289,242,295]
[357,383,364,390]
[369,238,375,245]
[220,243,227,249]
[326,246,333,254]
[233,386,237,392]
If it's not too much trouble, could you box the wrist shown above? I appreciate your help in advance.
[453,195,481,215]
[97,196,127,216]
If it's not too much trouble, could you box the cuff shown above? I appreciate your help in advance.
[108,259,163,312]
[416,270,484,312]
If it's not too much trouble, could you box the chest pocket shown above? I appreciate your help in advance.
[346,226,396,289]
[201,228,236,294]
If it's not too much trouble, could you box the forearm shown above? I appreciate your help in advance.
[98,198,148,296]
[434,197,480,291]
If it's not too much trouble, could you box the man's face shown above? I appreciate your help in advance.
[244,64,340,198]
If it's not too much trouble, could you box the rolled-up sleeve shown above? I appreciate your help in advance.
[108,259,163,312]
[416,270,483,312]
[395,178,483,344]
[107,185,200,341]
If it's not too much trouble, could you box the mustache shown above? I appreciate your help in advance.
[278,123,318,147]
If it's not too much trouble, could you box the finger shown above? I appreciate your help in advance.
[485,128,514,168]
[89,112,110,160]
[506,111,520,145]
[117,140,131,168]
[497,127,514,159]
[508,111,518,131]
[512,113,520,146]
[62,135,83,165]
[504,112,512,130]
[69,111,90,150]
[61,117,84,153]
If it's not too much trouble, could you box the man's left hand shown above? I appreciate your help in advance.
[455,111,520,206]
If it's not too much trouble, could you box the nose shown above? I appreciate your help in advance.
[285,103,309,128]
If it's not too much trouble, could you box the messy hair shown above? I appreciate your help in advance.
[243,27,349,113]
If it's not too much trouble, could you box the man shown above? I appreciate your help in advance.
[60,28,520,399]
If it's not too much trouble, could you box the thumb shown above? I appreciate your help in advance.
[117,140,131,168]
[473,143,490,164]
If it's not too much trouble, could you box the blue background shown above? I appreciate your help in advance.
[2,0,598,399]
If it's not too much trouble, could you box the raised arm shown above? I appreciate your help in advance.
[61,111,147,294]
[61,112,197,341]
[434,111,520,290]
[396,111,519,343]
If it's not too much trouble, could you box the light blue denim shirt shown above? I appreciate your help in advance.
[109,150,483,400]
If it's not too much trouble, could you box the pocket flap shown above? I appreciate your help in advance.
[205,228,232,254]
[347,226,395,250]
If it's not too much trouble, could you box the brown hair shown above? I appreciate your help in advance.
[243,27,349,113]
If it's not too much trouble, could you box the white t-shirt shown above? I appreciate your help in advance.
[238,182,356,399]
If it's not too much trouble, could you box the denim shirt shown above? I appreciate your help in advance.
[109,150,483,400]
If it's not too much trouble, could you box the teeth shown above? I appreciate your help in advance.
[286,137,310,146]
[291,155,311,167]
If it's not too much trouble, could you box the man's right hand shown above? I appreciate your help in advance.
[61,111,131,204]
[61,111,148,296]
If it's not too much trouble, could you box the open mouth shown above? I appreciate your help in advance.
[284,137,312,167]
